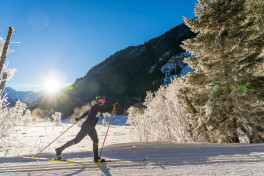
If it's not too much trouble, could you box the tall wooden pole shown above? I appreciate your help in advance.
[0,26,14,73]
[0,26,14,97]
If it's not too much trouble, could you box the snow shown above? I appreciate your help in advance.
[0,121,264,176]
[0,121,131,158]
[161,52,194,85]
[149,65,156,74]
[162,51,171,57]
[0,38,4,54]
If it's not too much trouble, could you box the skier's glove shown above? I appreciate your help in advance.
[113,102,118,108]
[75,116,81,122]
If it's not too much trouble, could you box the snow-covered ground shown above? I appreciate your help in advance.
[0,122,264,176]
[0,121,131,158]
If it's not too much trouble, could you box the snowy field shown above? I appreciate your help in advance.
[0,121,264,176]
[0,120,131,157]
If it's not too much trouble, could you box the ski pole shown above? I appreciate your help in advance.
[34,119,80,158]
[99,105,116,156]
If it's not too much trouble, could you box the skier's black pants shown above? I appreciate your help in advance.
[60,121,99,157]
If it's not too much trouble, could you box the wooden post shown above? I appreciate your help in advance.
[0,26,14,73]
[0,26,14,97]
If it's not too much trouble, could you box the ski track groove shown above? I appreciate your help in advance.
[1,156,263,174]
[0,165,99,174]
[1,155,263,168]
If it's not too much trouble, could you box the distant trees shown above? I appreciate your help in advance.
[128,0,264,143]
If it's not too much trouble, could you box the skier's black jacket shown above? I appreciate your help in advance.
[80,100,113,126]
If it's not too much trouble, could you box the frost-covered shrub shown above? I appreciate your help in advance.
[0,99,32,151]
[52,112,62,125]
[102,112,111,126]
[128,77,196,142]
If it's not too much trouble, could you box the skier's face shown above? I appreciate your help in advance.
[99,98,105,105]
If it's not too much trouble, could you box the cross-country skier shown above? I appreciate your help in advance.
[55,96,116,163]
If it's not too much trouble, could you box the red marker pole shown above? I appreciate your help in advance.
[34,120,80,158]
[99,105,116,156]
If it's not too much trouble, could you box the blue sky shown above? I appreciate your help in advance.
[0,0,196,91]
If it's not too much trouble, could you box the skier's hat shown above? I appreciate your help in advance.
[96,96,105,101]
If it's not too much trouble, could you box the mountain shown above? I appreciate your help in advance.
[3,87,41,106]
[30,23,196,118]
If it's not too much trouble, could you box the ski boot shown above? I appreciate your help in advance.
[55,148,63,160]
[94,157,106,163]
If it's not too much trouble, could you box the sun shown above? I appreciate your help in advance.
[40,70,68,95]
[43,77,61,94]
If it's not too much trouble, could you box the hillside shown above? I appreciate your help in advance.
[30,23,196,118]
[4,87,41,106]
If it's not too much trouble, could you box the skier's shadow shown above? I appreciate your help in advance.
[98,165,112,176]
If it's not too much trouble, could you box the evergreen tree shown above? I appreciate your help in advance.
[182,0,264,143]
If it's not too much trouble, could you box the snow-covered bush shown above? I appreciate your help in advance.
[102,112,111,126]
[0,99,32,151]
[128,77,197,142]
[51,112,62,125]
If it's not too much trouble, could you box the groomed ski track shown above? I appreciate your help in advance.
[0,142,264,175]
[1,155,263,172]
